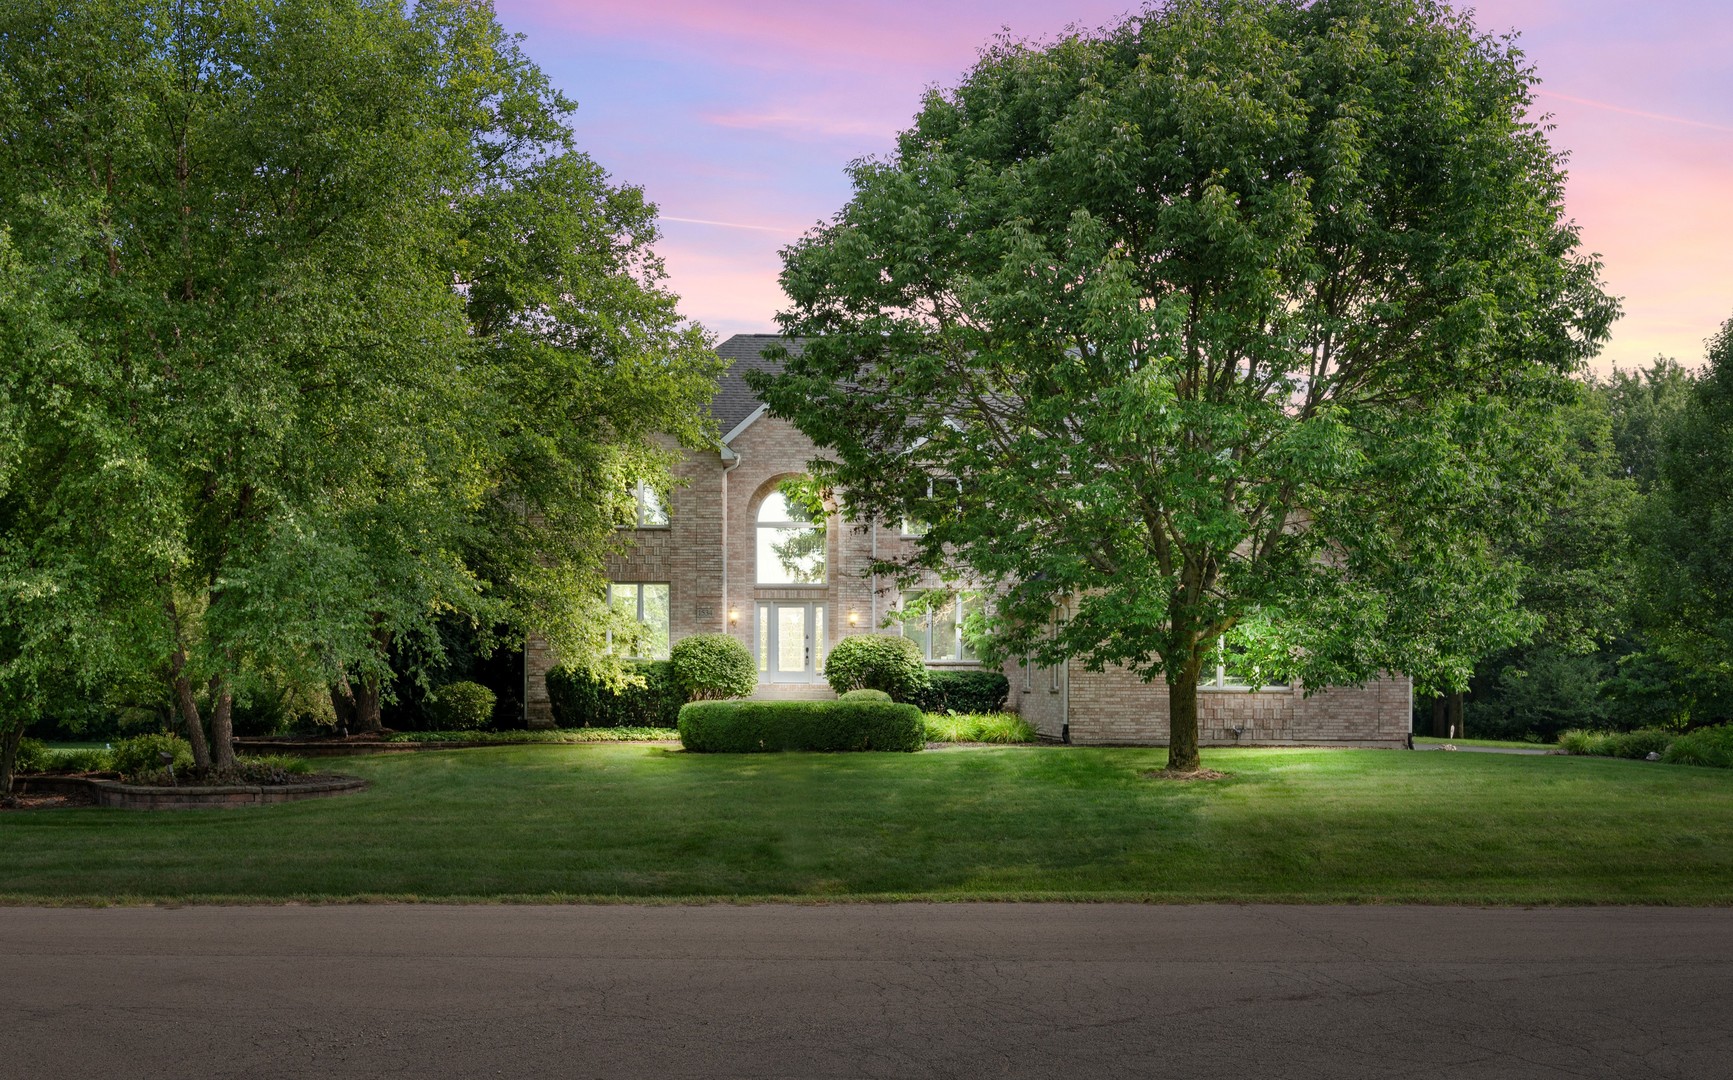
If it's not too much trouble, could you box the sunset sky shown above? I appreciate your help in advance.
[493,0,1733,373]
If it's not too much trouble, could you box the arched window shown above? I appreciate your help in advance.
[756,489,826,584]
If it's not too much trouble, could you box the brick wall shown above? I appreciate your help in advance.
[1059,661,1410,747]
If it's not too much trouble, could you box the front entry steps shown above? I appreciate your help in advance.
[750,683,837,701]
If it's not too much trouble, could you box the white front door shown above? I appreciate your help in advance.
[758,602,826,683]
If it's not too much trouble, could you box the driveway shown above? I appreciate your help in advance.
[3,904,1728,1078]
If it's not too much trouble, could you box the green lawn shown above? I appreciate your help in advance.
[5,744,1732,905]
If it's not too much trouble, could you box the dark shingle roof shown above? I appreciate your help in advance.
[712,333,803,437]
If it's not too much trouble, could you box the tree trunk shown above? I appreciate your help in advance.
[1166,658,1203,772]
[1,723,23,798]
[1447,691,1465,740]
[209,680,236,772]
[354,673,383,734]
[330,680,357,732]
[171,664,212,771]
[1430,696,1449,738]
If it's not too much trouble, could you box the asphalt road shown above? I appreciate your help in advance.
[3,904,1730,1079]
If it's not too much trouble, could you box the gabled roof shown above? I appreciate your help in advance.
[712,334,802,440]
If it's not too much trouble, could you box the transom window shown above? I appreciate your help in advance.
[606,582,670,659]
[756,490,826,585]
[899,589,979,662]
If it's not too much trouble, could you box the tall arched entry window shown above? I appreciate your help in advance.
[755,489,826,585]
[755,479,828,683]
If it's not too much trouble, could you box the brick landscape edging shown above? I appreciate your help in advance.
[14,774,368,810]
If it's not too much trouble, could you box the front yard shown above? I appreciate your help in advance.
[5,744,1733,905]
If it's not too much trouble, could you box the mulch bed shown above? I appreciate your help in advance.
[1141,768,1231,782]
[2,788,96,811]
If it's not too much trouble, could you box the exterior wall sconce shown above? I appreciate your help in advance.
[848,611,859,627]
[728,608,739,625]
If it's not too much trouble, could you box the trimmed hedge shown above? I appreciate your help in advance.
[916,669,1010,714]
[678,699,925,753]
[547,661,684,728]
[670,634,756,700]
[824,634,930,702]
[426,680,496,731]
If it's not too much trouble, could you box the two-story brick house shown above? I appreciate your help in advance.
[525,334,1410,746]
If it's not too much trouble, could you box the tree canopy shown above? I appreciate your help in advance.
[0,0,718,774]
[754,0,1617,769]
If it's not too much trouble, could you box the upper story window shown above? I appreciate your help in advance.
[629,481,669,528]
[900,589,980,662]
[756,489,826,584]
[899,477,958,538]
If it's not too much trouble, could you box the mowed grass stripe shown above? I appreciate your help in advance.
[4,745,1731,904]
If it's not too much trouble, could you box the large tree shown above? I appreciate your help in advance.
[755,0,1616,769]
[0,0,716,775]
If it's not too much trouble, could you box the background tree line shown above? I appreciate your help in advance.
[1440,327,1733,740]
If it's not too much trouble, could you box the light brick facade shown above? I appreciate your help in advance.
[526,334,1413,746]
[1008,657,1410,747]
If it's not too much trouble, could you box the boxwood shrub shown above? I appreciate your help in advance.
[547,661,683,728]
[916,669,1010,714]
[426,680,496,731]
[678,699,924,753]
[838,688,892,702]
[670,633,757,700]
[13,737,52,774]
[823,634,930,702]
[112,733,195,781]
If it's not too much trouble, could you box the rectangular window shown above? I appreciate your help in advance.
[628,481,669,528]
[607,582,670,659]
[899,589,979,663]
[900,477,958,538]
[1200,635,1288,691]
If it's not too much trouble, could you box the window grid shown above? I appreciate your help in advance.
[900,590,978,663]
[606,582,670,659]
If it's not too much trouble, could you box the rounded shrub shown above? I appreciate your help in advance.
[824,634,931,702]
[678,699,925,753]
[13,737,52,774]
[838,688,892,702]
[426,681,496,731]
[670,633,757,701]
[112,733,194,780]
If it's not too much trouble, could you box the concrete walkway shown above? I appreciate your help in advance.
[4,904,1730,1078]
